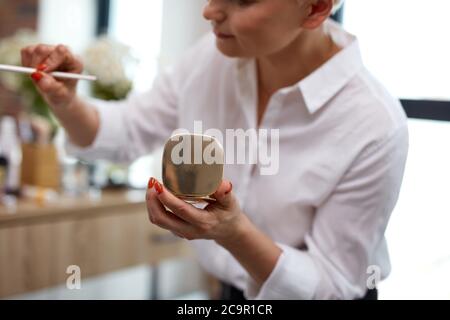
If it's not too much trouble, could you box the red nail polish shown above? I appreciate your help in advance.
[31,72,43,82]
[225,182,233,195]
[37,63,47,71]
[148,177,156,189]
[155,182,163,194]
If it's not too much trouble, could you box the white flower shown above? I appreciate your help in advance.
[83,36,136,87]
[0,29,39,91]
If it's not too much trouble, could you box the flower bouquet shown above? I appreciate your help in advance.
[0,29,58,138]
[83,36,135,101]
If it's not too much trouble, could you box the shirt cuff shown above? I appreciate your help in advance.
[65,99,127,162]
[244,243,320,300]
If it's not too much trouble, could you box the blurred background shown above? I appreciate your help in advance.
[0,0,449,300]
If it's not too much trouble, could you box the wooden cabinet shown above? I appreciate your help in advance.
[0,190,191,298]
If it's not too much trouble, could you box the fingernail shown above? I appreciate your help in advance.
[225,182,233,195]
[31,72,43,82]
[155,182,163,195]
[37,63,47,71]
[148,177,156,189]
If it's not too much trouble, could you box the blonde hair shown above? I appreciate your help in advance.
[332,0,345,14]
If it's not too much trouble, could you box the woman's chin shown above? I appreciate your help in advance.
[215,41,245,58]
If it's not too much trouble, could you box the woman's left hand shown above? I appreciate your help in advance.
[146,178,246,245]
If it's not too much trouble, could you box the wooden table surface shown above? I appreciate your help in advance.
[0,189,147,226]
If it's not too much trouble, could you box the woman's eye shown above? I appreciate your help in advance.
[234,0,256,6]
[206,0,256,7]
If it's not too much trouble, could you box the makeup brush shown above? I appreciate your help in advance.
[0,64,97,81]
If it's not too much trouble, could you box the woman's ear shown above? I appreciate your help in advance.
[301,0,333,29]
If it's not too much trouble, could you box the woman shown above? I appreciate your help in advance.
[21,0,408,300]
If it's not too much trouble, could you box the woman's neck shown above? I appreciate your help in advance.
[256,25,341,96]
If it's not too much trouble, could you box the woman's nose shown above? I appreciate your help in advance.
[203,0,227,24]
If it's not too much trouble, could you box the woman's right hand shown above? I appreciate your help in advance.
[21,44,100,148]
[21,44,83,110]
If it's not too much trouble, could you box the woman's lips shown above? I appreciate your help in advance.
[214,30,235,39]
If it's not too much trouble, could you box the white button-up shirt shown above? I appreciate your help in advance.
[67,20,409,300]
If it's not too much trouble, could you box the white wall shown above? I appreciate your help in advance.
[38,0,97,53]
[108,0,163,93]
[159,0,210,69]
[38,0,210,79]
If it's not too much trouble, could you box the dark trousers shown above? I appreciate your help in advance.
[220,282,378,300]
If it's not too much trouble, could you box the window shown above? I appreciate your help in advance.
[343,0,450,299]
[343,0,450,101]
[97,0,164,188]
[107,0,163,92]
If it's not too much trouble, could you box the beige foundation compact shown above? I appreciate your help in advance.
[162,134,224,202]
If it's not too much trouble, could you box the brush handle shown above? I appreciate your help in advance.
[0,64,97,81]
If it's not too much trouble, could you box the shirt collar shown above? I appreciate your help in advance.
[235,20,364,117]
[299,20,364,114]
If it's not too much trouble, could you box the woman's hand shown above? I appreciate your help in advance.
[146,177,282,285]
[21,44,83,110]
[21,44,100,148]
[146,178,247,246]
